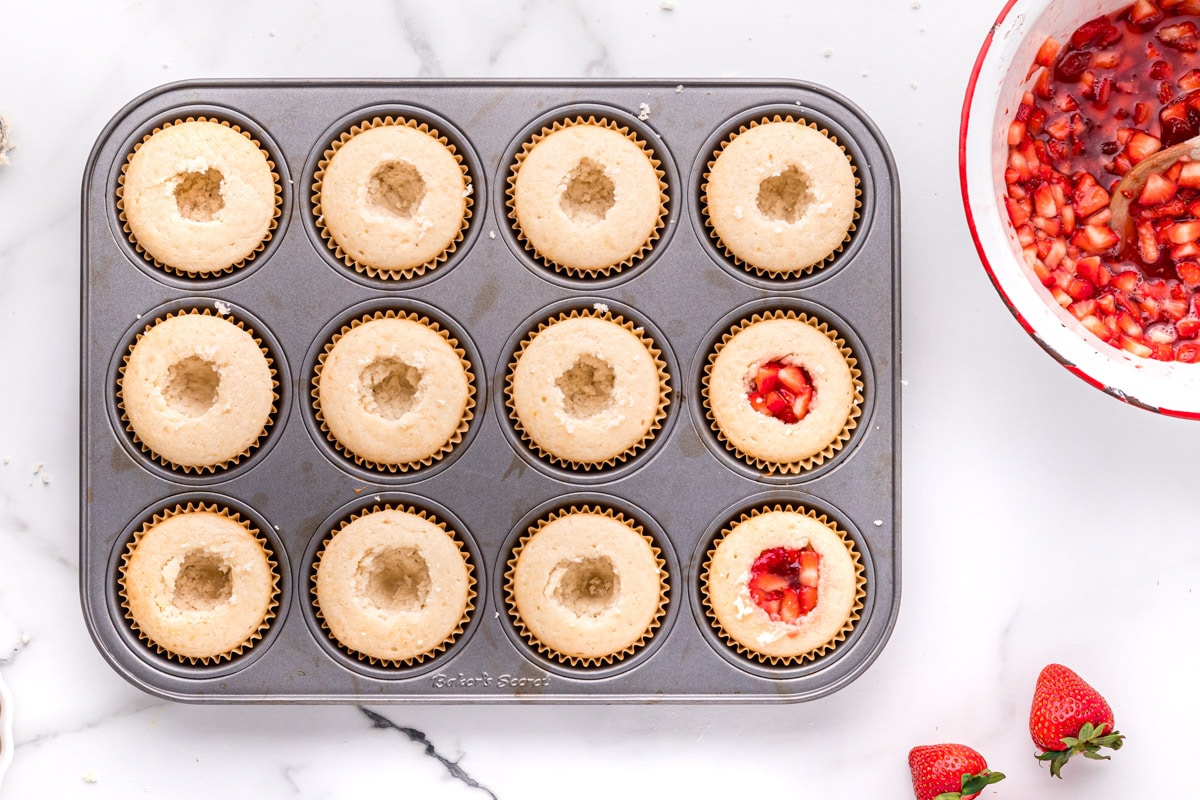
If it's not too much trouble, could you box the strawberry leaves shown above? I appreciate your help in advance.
[931,769,1006,800]
[1034,721,1126,778]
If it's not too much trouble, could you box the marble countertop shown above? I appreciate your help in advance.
[2,1,1196,796]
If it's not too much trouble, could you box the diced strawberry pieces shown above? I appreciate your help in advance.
[1073,175,1111,216]
[1160,22,1200,53]
[1121,334,1154,356]
[799,551,820,587]
[761,597,782,618]
[1129,0,1164,27]
[798,585,819,615]
[778,589,802,623]
[1178,342,1200,361]
[1113,270,1142,292]
[749,572,789,594]
[755,363,781,394]
[1180,161,1200,188]
[1034,184,1058,217]
[749,392,772,417]
[1035,36,1061,68]
[1126,131,1163,163]
[1179,262,1200,285]
[1168,220,1200,244]
[1139,173,1179,206]
[1071,224,1120,254]
[776,365,809,394]
[1071,16,1112,49]
[792,387,812,421]
[1139,220,1161,263]
[765,391,787,416]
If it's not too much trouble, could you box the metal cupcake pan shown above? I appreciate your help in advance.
[80,79,900,703]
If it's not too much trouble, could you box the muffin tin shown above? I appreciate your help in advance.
[80,79,901,703]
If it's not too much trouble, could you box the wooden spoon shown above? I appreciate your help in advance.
[1109,134,1200,246]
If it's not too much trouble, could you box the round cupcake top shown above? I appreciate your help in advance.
[508,509,666,663]
[510,119,666,274]
[120,311,276,470]
[509,312,667,467]
[314,507,474,664]
[120,119,278,275]
[705,119,857,275]
[707,314,857,469]
[317,120,470,276]
[316,313,473,470]
[120,507,277,662]
[705,508,860,661]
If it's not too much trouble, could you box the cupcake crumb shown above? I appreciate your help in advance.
[637,103,651,121]
[2,456,9,464]
[0,115,15,166]
[20,632,30,644]
[675,85,684,93]
[593,302,610,314]
[41,473,51,484]
[911,0,921,7]
[873,520,883,527]
[83,770,99,784]
[660,0,676,9]
[136,313,143,320]
[822,48,833,58]
[214,299,232,316]
[33,461,43,474]
[464,183,474,198]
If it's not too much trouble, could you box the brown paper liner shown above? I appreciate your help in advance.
[117,502,281,666]
[311,116,473,280]
[504,307,670,471]
[115,308,280,474]
[116,116,283,277]
[504,504,668,668]
[702,310,863,475]
[700,114,861,278]
[505,115,669,277]
[310,503,476,668]
[311,309,476,473]
[701,503,865,666]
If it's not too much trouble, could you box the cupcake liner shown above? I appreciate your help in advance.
[505,115,669,278]
[504,307,670,471]
[310,503,476,668]
[504,504,669,668]
[311,309,476,473]
[702,309,863,475]
[700,114,861,278]
[117,501,281,666]
[116,116,283,278]
[115,308,280,474]
[701,503,865,666]
[312,115,473,280]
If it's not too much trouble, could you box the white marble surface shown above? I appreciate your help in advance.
[1,0,1198,797]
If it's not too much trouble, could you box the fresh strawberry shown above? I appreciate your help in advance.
[1029,663,1125,778]
[776,364,809,394]
[908,744,1004,800]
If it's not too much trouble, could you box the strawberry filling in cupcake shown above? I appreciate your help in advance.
[746,360,814,424]
[746,546,820,623]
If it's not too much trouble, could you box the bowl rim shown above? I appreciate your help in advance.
[958,0,1200,420]
[0,671,13,787]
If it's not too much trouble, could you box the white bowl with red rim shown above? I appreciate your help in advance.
[0,672,12,789]
[961,0,1200,418]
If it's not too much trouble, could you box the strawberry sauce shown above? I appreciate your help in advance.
[1005,0,1200,361]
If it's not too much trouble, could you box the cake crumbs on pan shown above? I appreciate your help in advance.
[660,0,676,9]
[822,48,833,58]
[675,84,683,93]
[909,82,918,89]
[637,102,651,121]
[20,632,30,644]
[900,379,909,386]
[911,0,921,7]
[33,462,43,474]
[464,183,474,198]
[213,299,232,316]
[489,230,496,239]
[873,520,883,527]
[83,770,99,784]
[40,473,51,484]
[593,302,609,314]
[2,456,9,464]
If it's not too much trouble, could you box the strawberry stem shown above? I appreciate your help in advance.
[1035,722,1125,778]
[931,770,1005,800]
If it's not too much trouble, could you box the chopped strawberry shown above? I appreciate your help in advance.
[764,391,787,416]
[1126,131,1163,163]
[1139,173,1179,206]
[1178,342,1200,361]
[1034,184,1058,217]
[1159,21,1200,53]
[1071,224,1120,254]
[1179,262,1200,284]
[749,392,772,417]
[749,572,789,595]
[799,551,820,587]
[1113,270,1141,292]
[754,362,781,394]
[1179,161,1200,188]
[779,589,802,623]
[776,365,809,394]
[1168,220,1200,244]
[1035,36,1061,69]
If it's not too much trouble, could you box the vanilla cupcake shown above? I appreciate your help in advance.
[313,311,475,472]
[508,116,668,276]
[703,505,864,664]
[704,116,858,276]
[119,503,279,664]
[704,311,861,473]
[118,309,278,472]
[314,117,472,279]
[507,309,669,469]
[118,118,281,276]
[506,506,668,665]
[313,506,475,665]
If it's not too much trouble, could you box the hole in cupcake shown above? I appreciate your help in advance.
[360,546,431,612]
[746,546,820,623]
[163,355,220,417]
[550,555,620,617]
[172,168,225,222]
[559,157,616,224]
[757,165,813,224]
[360,357,422,419]
[746,360,815,424]
[171,549,233,612]
[367,160,426,218]
[555,354,615,418]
